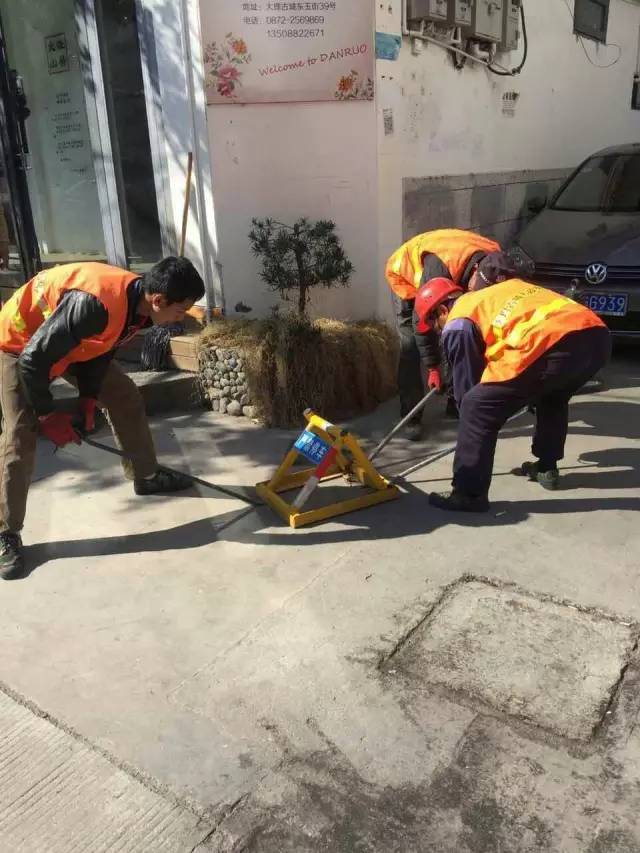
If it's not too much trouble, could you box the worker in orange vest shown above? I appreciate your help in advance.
[385,228,516,440]
[0,257,205,579]
[412,277,611,512]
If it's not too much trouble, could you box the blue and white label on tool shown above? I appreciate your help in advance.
[294,430,330,465]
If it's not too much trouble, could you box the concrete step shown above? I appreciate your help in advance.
[116,363,202,414]
[53,362,202,416]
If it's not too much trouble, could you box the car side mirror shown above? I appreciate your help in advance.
[527,194,547,214]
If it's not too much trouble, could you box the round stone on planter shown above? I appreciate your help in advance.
[227,400,242,416]
[242,406,257,419]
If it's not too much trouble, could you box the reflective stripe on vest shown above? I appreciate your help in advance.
[0,263,136,376]
[34,274,53,322]
[385,229,500,301]
[485,288,572,361]
[10,306,26,333]
[446,279,607,383]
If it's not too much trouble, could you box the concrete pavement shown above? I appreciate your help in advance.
[0,352,639,851]
[0,687,214,852]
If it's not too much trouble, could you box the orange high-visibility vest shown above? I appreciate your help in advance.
[446,279,607,384]
[385,229,500,301]
[0,263,137,378]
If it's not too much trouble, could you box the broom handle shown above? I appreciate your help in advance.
[179,152,193,256]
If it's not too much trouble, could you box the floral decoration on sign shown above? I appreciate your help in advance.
[204,34,252,99]
[334,70,374,101]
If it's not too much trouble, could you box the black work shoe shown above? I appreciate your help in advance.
[512,461,559,491]
[428,490,490,513]
[0,532,24,580]
[134,468,194,496]
[404,421,423,442]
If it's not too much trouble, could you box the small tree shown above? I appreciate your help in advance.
[248,218,353,316]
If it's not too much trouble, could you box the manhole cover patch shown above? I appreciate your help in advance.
[388,581,637,741]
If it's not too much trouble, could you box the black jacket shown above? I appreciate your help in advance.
[17,278,147,416]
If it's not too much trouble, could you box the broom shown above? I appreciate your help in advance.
[140,151,193,371]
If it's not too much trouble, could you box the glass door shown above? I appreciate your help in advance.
[0,0,109,267]
[0,0,165,282]
[94,0,163,271]
[0,27,39,296]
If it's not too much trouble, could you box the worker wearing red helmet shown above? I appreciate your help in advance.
[385,229,516,440]
[414,276,611,512]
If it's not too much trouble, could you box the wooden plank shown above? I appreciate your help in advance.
[167,353,198,373]
[168,335,198,357]
[116,331,200,373]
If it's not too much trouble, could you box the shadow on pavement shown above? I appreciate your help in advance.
[16,505,254,580]
[223,492,640,549]
[15,369,639,577]
[18,478,640,578]
[564,448,640,490]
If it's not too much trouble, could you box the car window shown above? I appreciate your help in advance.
[606,155,640,211]
[553,153,640,213]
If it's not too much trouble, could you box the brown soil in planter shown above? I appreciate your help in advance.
[198,315,398,428]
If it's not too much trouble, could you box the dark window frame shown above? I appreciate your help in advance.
[574,0,610,44]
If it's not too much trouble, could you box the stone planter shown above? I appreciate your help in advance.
[198,346,257,418]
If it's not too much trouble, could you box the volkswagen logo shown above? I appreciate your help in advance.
[585,263,608,285]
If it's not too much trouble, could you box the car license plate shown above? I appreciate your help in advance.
[583,293,628,317]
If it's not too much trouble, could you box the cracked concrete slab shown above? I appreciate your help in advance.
[385,579,638,741]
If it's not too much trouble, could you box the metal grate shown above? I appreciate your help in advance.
[534,262,640,283]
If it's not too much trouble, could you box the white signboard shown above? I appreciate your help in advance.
[200,0,374,105]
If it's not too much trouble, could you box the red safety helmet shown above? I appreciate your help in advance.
[414,278,464,333]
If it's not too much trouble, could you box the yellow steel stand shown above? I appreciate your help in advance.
[256,410,400,529]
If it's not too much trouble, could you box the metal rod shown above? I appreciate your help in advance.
[396,407,531,479]
[368,388,438,463]
[80,436,262,507]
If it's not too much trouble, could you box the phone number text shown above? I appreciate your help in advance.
[267,28,325,37]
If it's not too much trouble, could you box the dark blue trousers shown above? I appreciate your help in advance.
[453,327,612,497]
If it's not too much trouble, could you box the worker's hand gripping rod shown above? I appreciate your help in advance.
[368,388,438,463]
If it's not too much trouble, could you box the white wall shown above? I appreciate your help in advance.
[205,100,378,319]
[192,1,640,322]
[151,0,381,320]
[376,0,640,317]
[144,0,220,308]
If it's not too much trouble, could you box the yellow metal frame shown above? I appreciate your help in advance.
[256,410,400,529]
